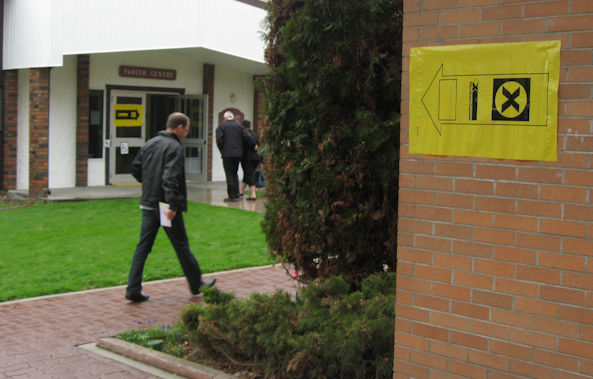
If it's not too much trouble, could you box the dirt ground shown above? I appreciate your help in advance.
[0,194,33,208]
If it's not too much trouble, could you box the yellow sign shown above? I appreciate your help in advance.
[114,104,143,127]
[410,41,560,161]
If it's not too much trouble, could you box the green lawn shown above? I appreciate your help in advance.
[0,199,275,302]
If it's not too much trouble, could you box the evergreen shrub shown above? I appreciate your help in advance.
[180,272,397,379]
[261,0,403,287]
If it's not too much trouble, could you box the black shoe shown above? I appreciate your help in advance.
[238,193,244,197]
[125,293,149,303]
[192,277,217,295]
[223,197,240,202]
[201,277,216,287]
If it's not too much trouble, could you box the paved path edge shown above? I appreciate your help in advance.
[97,337,236,379]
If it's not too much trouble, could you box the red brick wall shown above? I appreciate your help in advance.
[252,75,264,134]
[29,68,50,198]
[76,54,89,187]
[395,1,593,378]
[3,70,17,191]
[203,63,214,182]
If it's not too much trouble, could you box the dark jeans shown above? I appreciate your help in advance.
[126,209,202,296]
[223,157,241,198]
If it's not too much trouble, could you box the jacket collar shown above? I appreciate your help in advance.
[157,130,180,142]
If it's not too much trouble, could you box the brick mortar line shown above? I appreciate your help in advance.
[399,214,593,224]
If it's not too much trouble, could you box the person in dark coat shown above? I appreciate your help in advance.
[215,111,255,201]
[125,112,216,302]
[239,120,261,200]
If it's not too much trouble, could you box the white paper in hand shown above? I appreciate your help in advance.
[159,202,171,227]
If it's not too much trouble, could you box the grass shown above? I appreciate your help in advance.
[118,322,189,358]
[0,198,275,302]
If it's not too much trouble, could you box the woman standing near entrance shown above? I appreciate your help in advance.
[239,120,261,201]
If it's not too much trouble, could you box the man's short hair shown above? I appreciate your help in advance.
[224,111,234,120]
[166,112,189,130]
[242,120,251,129]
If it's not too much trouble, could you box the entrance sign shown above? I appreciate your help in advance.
[409,41,560,161]
[114,104,143,127]
[119,65,177,81]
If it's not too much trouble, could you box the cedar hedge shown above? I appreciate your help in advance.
[260,0,403,287]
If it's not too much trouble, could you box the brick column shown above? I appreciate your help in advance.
[3,70,18,191]
[76,54,90,187]
[203,63,215,182]
[252,75,264,134]
[29,68,50,198]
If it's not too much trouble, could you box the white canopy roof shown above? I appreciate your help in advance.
[3,0,269,74]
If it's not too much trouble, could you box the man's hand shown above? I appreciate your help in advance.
[164,209,177,220]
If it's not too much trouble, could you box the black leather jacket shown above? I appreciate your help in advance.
[216,120,256,158]
[130,131,187,212]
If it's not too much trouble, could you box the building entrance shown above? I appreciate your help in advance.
[108,89,208,184]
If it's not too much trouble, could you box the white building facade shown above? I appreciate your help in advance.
[2,0,269,195]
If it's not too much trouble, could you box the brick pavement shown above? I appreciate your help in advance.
[0,265,298,378]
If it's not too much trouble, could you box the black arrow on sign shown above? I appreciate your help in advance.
[116,110,140,121]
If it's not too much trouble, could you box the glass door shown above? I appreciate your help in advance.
[109,91,146,184]
[175,95,208,183]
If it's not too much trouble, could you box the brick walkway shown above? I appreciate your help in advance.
[0,265,299,378]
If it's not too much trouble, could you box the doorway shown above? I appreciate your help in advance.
[109,90,145,184]
[107,88,208,184]
[174,96,209,182]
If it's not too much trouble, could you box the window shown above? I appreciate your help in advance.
[89,90,104,158]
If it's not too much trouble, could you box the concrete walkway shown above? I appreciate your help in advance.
[0,183,296,378]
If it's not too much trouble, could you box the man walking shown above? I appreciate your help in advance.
[126,112,216,302]
[216,111,255,201]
